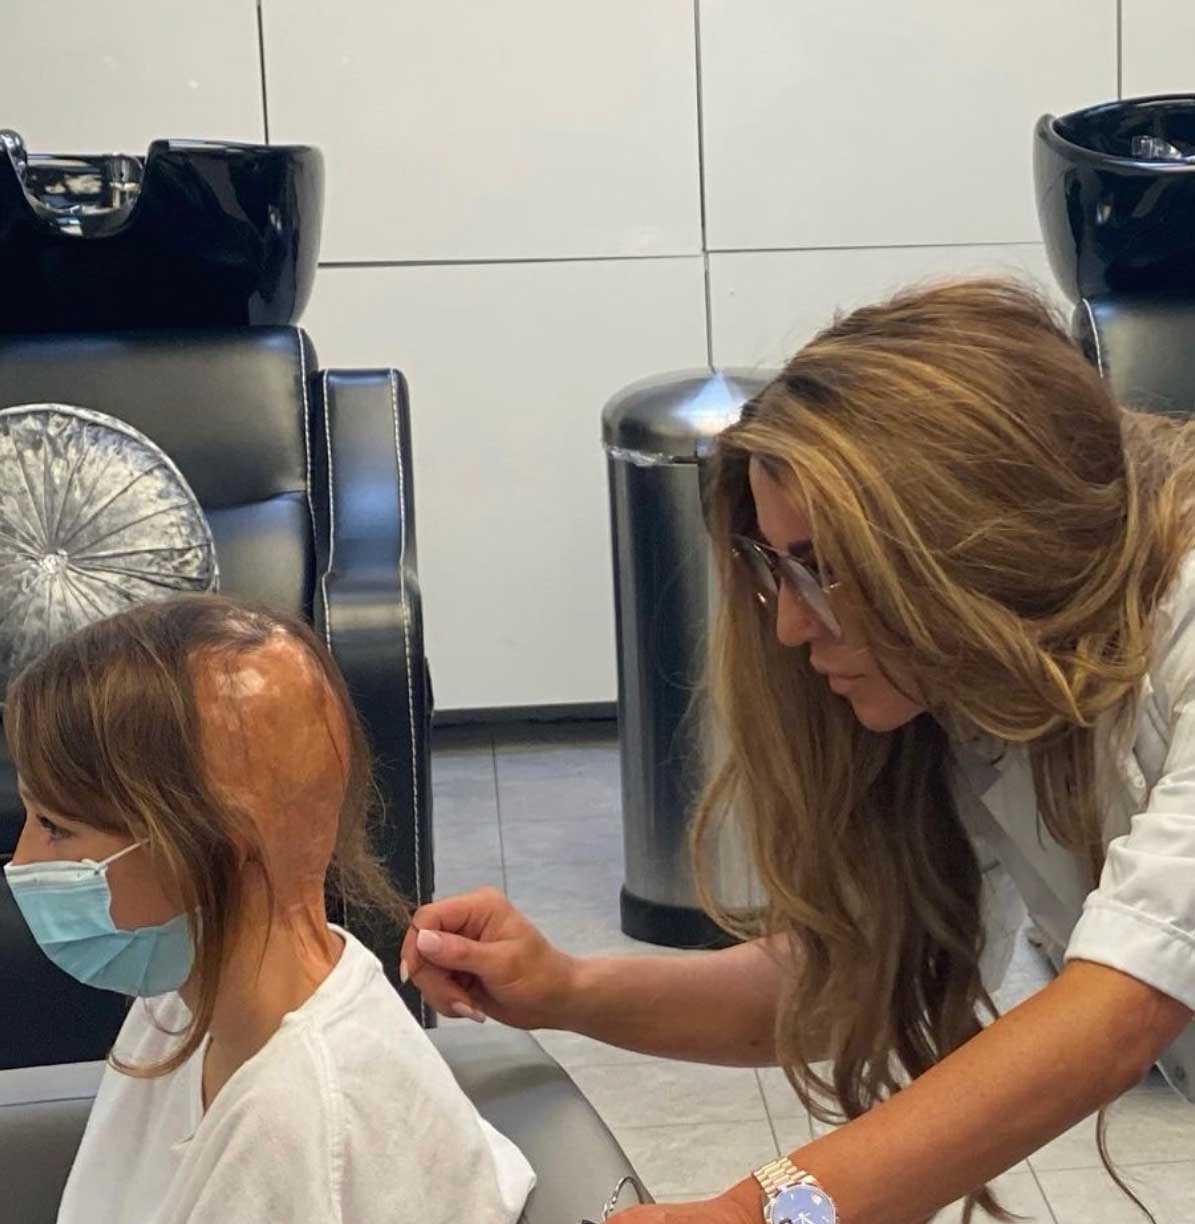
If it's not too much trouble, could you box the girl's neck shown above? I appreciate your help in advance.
[186,896,344,1110]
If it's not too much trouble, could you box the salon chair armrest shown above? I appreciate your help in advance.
[310,369,434,1023]
[433,1025,651,1224]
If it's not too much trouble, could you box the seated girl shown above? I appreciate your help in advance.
[4,596,535,1224]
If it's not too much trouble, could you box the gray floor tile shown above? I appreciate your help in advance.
[757,1066,805,1120]
[501,812,624,866]
[497,772,623,831]
[569,1060,769,1129]
[612,1120,779,1198]
[1030,1087,1195,1171]
[529,902,694,959]
[532,1027,660,1069]
[432,802,503,870]
[433,858,505,899]
[1038,1161,1195,1224]
[771,1113,814,1153]
[936,1170,1055,1223]
[505,861,624,914]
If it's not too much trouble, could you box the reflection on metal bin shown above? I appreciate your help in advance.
[603,369,775,948]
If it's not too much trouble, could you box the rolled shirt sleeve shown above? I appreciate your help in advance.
[1067,682,1195,1013]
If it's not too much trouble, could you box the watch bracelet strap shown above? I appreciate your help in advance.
[754,1156,819,1200]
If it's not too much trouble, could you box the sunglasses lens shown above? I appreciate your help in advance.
[733,540,778,603]
[780,558,843,638]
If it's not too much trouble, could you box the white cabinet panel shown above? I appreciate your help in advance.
[710,243,1060,369]
[264,1,702,263]
[2,1,262,150]
[1122,1,1195,97]
[303,258,709,711]
[700,0,1116,251]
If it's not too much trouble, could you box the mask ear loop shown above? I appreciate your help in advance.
[94,840,144,871]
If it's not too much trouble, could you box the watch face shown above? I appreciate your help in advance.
[769,1184,837,1224]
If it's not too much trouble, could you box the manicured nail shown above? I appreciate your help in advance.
[416,928,443,956]
[399,959,410,985]
[451,1002,486,1024]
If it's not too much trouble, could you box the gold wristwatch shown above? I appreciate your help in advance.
[753,1156,838,1224]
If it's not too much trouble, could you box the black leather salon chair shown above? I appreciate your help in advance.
[1072,297,1195,418]
[0,326,435,1064]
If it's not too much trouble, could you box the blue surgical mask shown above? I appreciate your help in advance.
[4,842,194,997]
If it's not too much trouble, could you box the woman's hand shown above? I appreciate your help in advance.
[399,887,580,1029]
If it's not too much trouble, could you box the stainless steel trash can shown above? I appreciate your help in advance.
[603,369,774,948]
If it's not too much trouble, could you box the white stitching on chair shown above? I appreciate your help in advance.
[321,369,335,651]
[295,328,327,645]
[1082,298,1106,377]
[389,371,423,916]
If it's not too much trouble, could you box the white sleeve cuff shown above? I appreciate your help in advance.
[1065,895,1195,1012]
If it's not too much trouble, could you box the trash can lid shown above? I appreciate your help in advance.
[602,369,776,464]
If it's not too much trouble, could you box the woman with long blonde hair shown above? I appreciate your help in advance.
[404,280,1195,1222]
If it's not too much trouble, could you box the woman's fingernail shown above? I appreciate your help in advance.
[399,959,410,985]
[451,1002,486,1024]
[416,928,444,956]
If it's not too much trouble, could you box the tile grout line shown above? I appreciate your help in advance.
[754,1070,784,1159]
[490,730,508,893]
[315,238,1043,273]
[255,0,271,145]
[692,0,714,369]
[1116,0,1123,100]
[1025,1161,1061,1224]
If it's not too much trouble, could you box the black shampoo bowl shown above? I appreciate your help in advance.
[1035,94,1195,302]
[0,133,323,332]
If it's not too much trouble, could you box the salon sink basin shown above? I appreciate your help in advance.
[0,132,323,331]
[1035,94,1195,302]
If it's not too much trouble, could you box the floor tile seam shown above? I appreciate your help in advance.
[489,732,509,891]
[754,1069,787,1157]
[1024,1162,1062,1224]
[1030,1155,1195,1172]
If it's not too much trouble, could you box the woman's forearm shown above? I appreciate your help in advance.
[562,936,795,1066]
[745,960,1193,1224]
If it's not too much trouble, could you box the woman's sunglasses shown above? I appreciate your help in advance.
[730,535,843,638]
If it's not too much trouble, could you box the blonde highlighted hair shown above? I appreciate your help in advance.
[695,279,1195,1220]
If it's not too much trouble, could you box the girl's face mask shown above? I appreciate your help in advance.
[4,841,194,997]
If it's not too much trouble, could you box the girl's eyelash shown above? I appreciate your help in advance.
[37,814,70,842]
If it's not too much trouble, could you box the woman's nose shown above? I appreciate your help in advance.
[775,584,826,648]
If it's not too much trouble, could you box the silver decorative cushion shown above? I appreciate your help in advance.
[0,403,218,695]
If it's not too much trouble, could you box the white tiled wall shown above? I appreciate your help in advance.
[263,0,702,263]
[304,258,708,709]
[699,0,1116,252]
[710,243,1060,369]
[1,1,263,150]
[1121,0,1195,97]
[5,3,1177,709]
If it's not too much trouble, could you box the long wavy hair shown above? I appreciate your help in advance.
[695,279,1195,1220]
[6,595,410,1077]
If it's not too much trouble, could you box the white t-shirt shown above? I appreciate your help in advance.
[57,928,535,1224]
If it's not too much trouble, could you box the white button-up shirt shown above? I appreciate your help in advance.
[955,554,1195,1101]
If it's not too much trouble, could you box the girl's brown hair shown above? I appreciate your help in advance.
[6,595,409,1076]
[696,278,1195,1220]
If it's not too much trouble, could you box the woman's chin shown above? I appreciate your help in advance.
[846,690,924,733]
